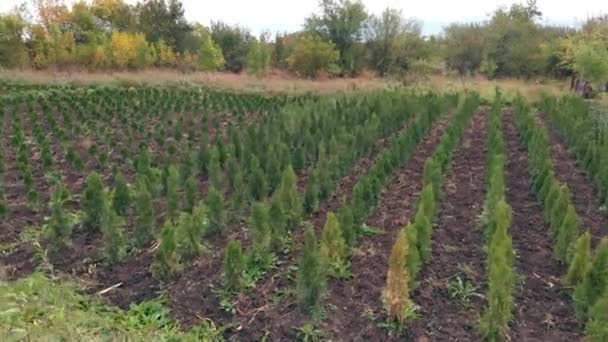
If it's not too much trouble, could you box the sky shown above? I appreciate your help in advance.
[1,0,606,35]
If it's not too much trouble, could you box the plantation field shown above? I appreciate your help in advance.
[1,81,608,341]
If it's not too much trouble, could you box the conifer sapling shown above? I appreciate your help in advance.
[383,228,414,323]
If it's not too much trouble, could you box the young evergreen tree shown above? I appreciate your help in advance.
[250,158,268,201]
[480,200,514,341]
[422,157,441,197]
[112,171,131,216]
[574,238,608,320]
[44,184,73,255]
[134,178,156,248]
[230,169,247,219]
[585,289,608,342]
[273,165,302,229]
[303,178,320,214]
[151,220,180,281]
[101,193,126,264]
[383,228,414,323]
[555,205,580,262]
[176,207,205,263]
[209,147,223,190]
[320,212,348,278]
[82,172,105,231]
[205,186,225,236]
[565,232,592,287]
[405,224,421,288]
[297,224,326,315]
[184,174,198,213]
[224,239,245,291]
[338,205,356,247]
[250,202,272,259]
[166,165,180,222]
[269,198,287,252]
[549,186,571,235]
[413,206,432,263]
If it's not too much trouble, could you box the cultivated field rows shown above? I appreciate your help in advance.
[1,83,607,341]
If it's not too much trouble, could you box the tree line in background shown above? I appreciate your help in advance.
[0,0,607,82]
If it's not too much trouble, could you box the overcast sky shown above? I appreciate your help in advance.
[1,0,606,35]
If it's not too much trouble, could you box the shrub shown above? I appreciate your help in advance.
[320,212,348,278]
[297,224,326,314]
[82,172,105,231]
[287,34,339,78]
[413,206,432,263]
[151,221,180,281]
[223,240,245,291]
[405,225,421,288]
[269,199,287,252]
[574,238,608,320]
[112,171,131,216]
[205,186,225,236]
[338,206,355,248]
[383,228,414,323]
[549,186,571,235]
[565,232,592,287]
[134,178,156,248]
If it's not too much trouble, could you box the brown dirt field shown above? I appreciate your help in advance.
[503,110,582,341]
[408,109,488,341]
[541,115,608,244]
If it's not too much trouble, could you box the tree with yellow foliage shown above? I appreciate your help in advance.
[383,228,415,323]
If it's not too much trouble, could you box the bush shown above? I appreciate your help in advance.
[297,225,326,314]
[134,178,156,248]
[223,240,245,291]
[82,172,105,231]
[574,238,608,320]
[176,204,206,263]
[383,228,414,323]
[151,221,180,281]
[287,34,339,78]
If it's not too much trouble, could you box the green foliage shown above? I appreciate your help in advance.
[565,232,592,287]
[223,239,245,291]
[176,204,206,263]
[554,205,580,262]
[112,171,131,216]
[166,165,180,222]
[572,42,608,84]
[287,34,339,78]
[0,274,225,340]
[101,193,126,264]
[205,186,225,236]
[44,184,74,255]
[479,200,514,341]
[198,29,225,71]
[268,199,287,252]
[337,206,355,247]
[249,202,272,258]
[134,178,156,248]
[586,289,608,342]
[82,172,105,231]
[574,238,608,320]
[273,164,302,229]
[151,221,180,282]
[297,225,326,315]
[246,39,271,78]
[405,225,421,288]
[319,212,349,278]
[413,205,432,264]
[184,174,198,213]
